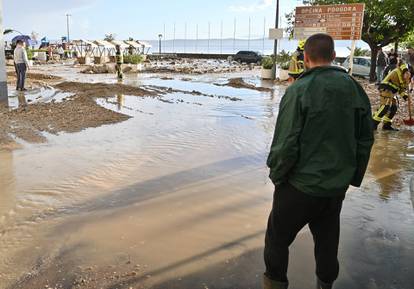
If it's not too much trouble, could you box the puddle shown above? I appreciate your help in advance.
[1,69,414,289]
[7,87,73,109]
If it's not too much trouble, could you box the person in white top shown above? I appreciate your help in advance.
[57,45,65,60]
[13,40,30,91]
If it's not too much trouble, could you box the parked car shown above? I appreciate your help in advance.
[342,56,371,77]
[233,51,263,64]
[5,48,13,60]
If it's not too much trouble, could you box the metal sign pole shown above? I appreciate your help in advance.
[0,0,8,105]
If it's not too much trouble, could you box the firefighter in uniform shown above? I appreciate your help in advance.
[372,63,411,131]
[115,45,124,80]
[288,40,305,81]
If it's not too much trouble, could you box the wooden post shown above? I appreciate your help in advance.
[348,40,356,76]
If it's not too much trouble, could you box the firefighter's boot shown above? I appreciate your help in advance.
[383,122,399,131]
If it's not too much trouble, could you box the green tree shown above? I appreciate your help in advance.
[402,30,414,49]
[289,0,414,81]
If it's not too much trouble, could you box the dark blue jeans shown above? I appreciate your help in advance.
[15,63,27,90]
[264,182,345,284]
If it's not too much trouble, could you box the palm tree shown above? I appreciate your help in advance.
[4,29,23,35]
[347,47,371,57]
[104,33,116,41]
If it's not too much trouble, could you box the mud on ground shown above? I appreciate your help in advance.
[0,96,131,149]
[0,76,246,150]
[216,77,274,92]
[80,59,256,75]
[3,72,407,152]
[55,82,159,98]
[1,75,162,150]
[6,71,63,89]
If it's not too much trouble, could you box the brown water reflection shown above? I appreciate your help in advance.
[367,131,414,200]
[0,151,15,220]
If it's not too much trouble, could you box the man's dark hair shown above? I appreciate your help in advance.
[304,33,335,63]
[16,40,24,45]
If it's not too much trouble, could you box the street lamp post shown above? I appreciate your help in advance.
[158,34,163,54]
[66,14,71,42]
[0,0,8,104]
[271,0,280,80]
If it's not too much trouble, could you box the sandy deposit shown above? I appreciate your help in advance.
[143,59,254,74]
[0,77,246,150]
[6,72,63,89]
[79,59,256,75]
[217,77,274,92]
[55,82,159,98]
[1,78,161,150]
[3,68,412,152]
[80,64,141,75]
[0,96,130,149]
[144,84,242,102]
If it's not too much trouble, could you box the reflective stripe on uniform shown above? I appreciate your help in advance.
[382,69,402,91]
[396,68,404,84]
[373,105,387,121]
[383,116,392,123]
[288,53,304,76]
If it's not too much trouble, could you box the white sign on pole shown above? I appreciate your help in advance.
[269,28,284,40]
[294,27,327,39]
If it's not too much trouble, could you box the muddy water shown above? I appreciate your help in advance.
[1,73,414,289]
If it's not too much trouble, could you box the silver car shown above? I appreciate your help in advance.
[342,56,371,77]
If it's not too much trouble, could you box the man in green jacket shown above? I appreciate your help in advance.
[264,34,374,289]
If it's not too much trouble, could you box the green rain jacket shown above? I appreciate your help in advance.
[267,66,374,197]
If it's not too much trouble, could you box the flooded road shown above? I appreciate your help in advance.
[1,71,414,289]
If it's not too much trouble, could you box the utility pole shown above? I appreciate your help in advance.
[248,17,251,50]
[0,0,8,104]
[163,23,166,52]
[271,0,280,80]
[195,24,199,52]
[263,17,266,53]
[173,22,176,53]
[220,20,223,54]
[158,34,163,54]
[208,22,211,53]
[66,14,71,42]
[184,22,187,53]
[233,18,237,53]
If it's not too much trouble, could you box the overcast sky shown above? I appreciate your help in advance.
[3,0,301,41]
